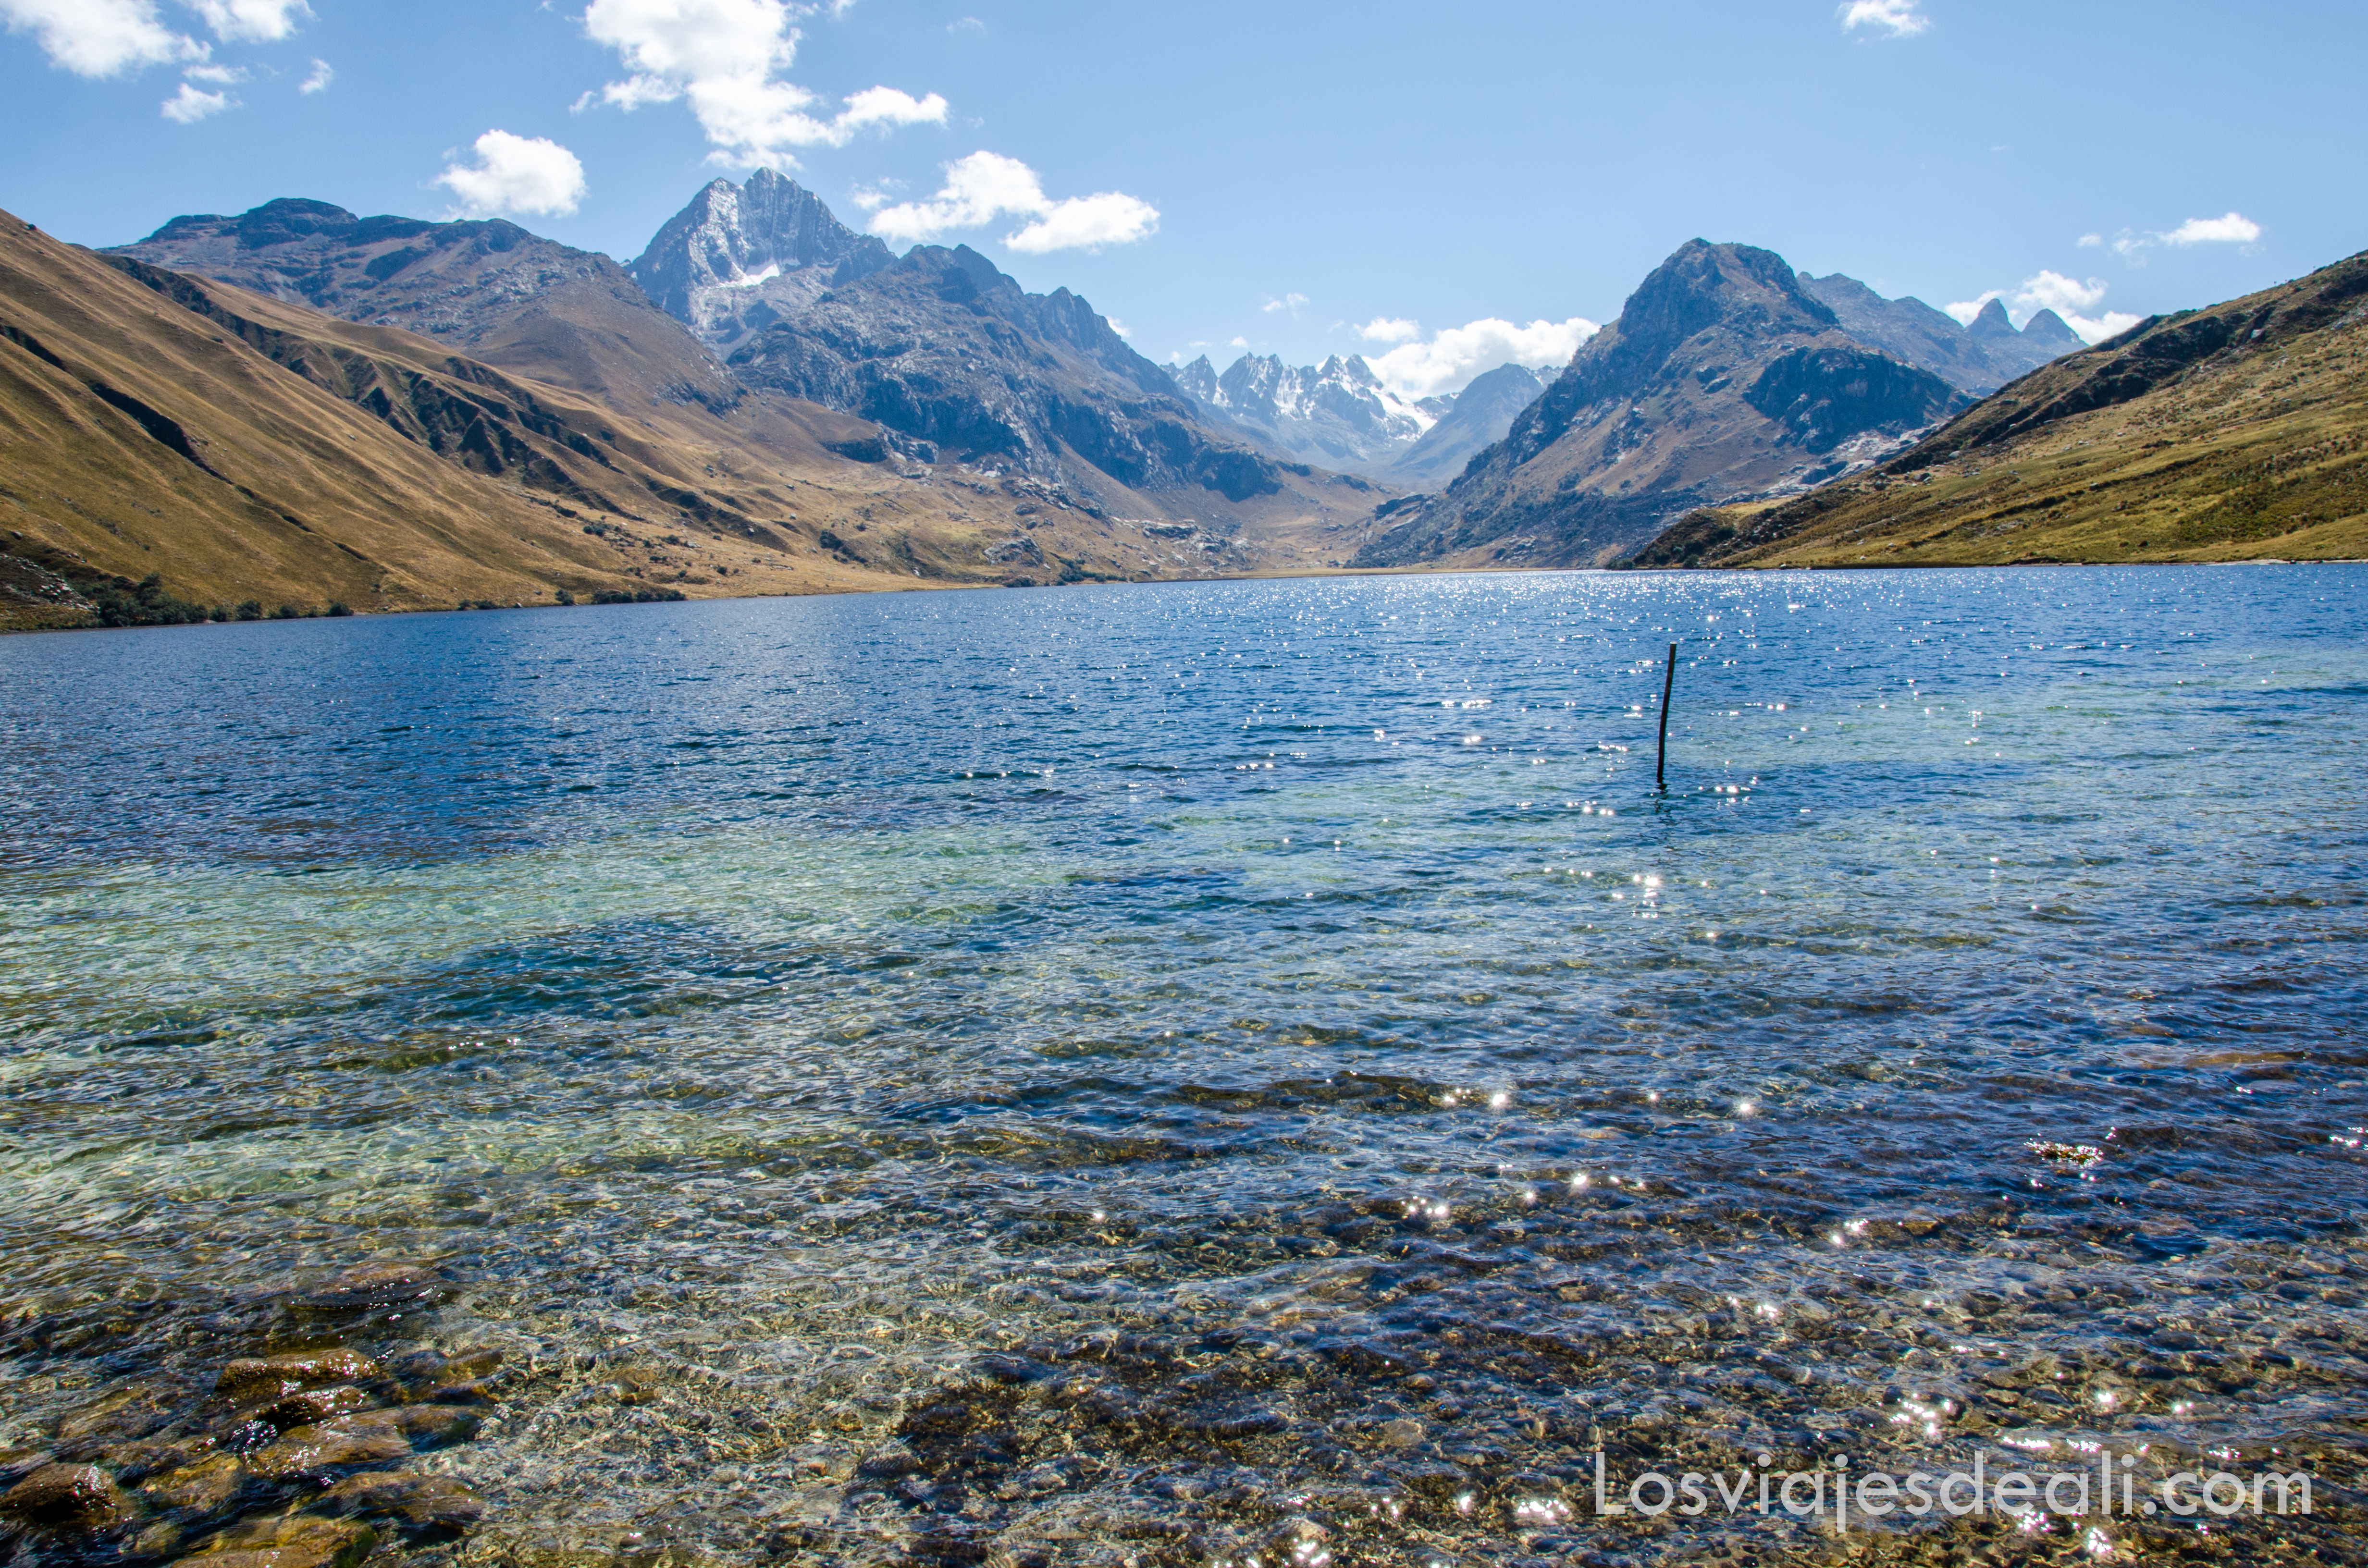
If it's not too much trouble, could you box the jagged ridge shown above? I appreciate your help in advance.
[725,245,1308,505]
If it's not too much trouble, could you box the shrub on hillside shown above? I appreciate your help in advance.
[82,572,209,628]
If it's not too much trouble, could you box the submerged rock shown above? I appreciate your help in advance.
[98,1437,215,1486]
[54,1384,180,1456]
[0,1449,52,1487]
[294,1261,440,1312]
[309,1471,486,1541]
[137,1452,252,1521]
[387,1345,505,1404]
[240,1384,373,1433]
[325,1405,481,1449]
[216,1348,381,1406]
[0,1461,136,1532]
[244,1425,411,1483]
[243,1403,481,1483]
[173,1513,375,1568]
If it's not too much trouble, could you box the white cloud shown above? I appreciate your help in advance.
[0,0,196,77]
[1261,292,1307,315]
[1838,0,1929,37]
[2076,233,2102,248]
[2104,210,2265,257]
[1008,191,1158,253]
[160,77,231,120]
[579,0,945,166]
[1365,316,1598,400]
[2161,210,2262,246]
[187,0,307,42]
[3,0,314,84]
[1357,317,1421,343]
[865,150,1159,254]
[1107,318,1130,339]
[1948,272,2140,345]
[434,130,588,220]
[1229,336,1250,349]
[298,55,331,93]
[183,60,241,82]
[2014,270,2108,316]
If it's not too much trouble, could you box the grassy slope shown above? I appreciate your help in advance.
[1623,251,2368,569]
[1,211,1346,630]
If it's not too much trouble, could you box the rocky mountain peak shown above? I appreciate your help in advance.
[2017,307,2086,354]
[1616,240,1839,366]
[1967,296,2020,341]
[628,170,893,348]
[1170,355,1220,404]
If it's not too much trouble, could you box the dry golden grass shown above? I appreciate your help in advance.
[1,211,1356,630]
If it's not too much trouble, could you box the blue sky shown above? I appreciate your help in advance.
[3,0,2360,397]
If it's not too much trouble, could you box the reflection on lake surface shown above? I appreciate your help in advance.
[3,566,2364,1566]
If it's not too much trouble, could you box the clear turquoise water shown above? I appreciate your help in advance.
[3,566,2365,1564]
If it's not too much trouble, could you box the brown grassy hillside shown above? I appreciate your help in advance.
[1,211,1349,631]
[1625,250,2368,569]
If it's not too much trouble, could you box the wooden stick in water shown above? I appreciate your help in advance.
[1655,642,1676,791]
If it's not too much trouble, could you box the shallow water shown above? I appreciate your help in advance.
[4,566,2366,1566]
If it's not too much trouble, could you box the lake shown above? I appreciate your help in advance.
[3,565,2364,1565]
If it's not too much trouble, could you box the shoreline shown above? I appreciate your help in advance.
[6,552,2363,636]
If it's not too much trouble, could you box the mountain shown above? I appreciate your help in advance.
[2,206,1259,630]
[1964,294,2088,369]
[1351,240,1967,569]
[0,209,665,625]
[724,243,1383,530]
[1623,248,2368,568]
[1800,273,2079,394]
[1377,362,1548,489]
[105,197,734,411]
[627,169,894,350]
[1167,351,1443,476]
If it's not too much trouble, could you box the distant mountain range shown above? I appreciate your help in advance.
[11,167,2253,629]
[1165,269,2084,497]
[1353,241,1972,568]
[719,242,1371,532]
[1800,273,2082,396]
[1167,352,1439,474]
